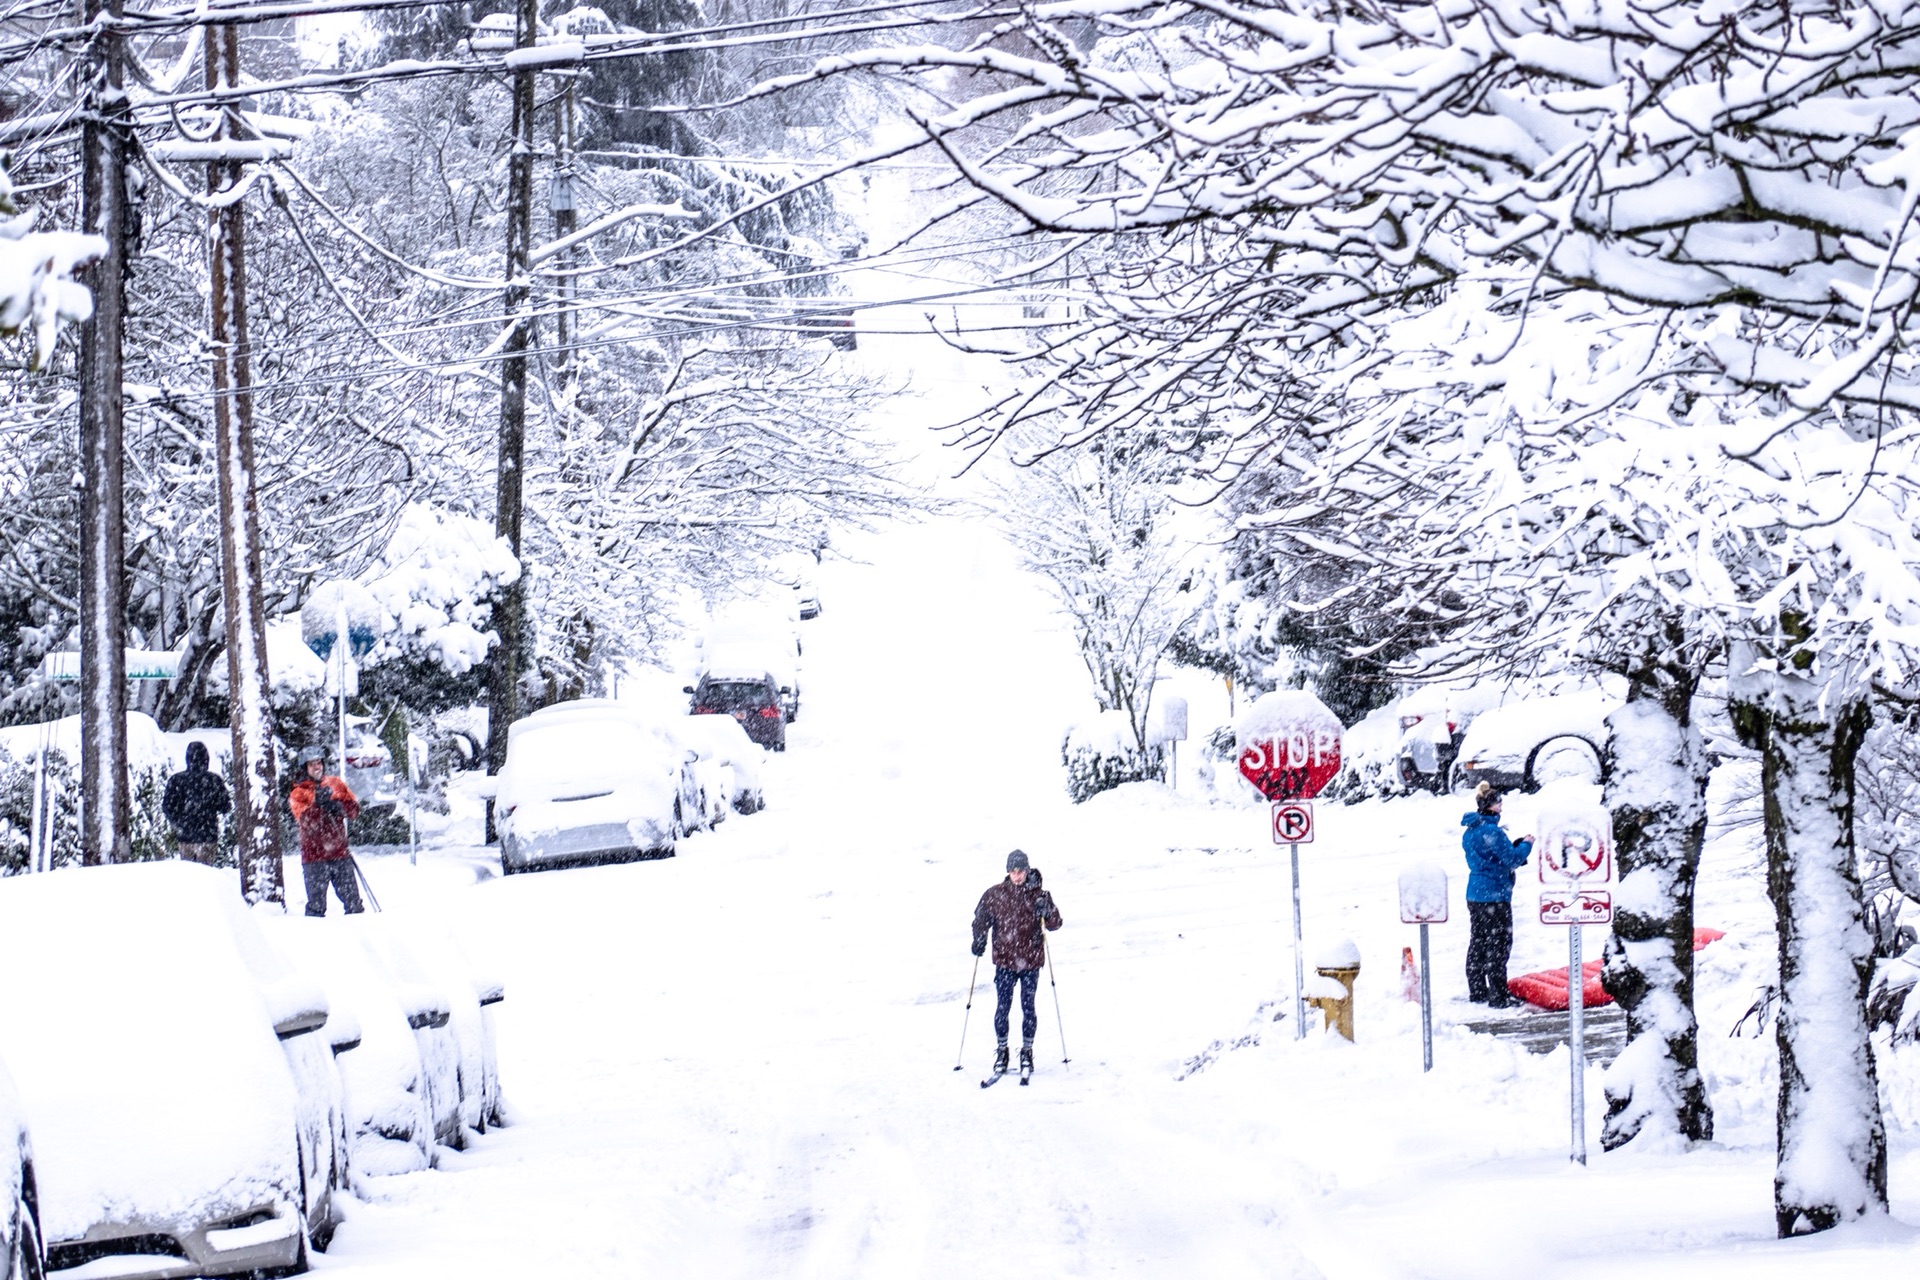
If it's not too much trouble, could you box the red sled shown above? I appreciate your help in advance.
[1507,928,1724,1011]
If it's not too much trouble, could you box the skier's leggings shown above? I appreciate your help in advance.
[993,966,1039,1042]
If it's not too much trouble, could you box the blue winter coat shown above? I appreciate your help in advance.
[1461,812,1533,902]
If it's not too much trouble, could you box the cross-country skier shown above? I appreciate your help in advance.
[971,850,1063,1078]
[289,746,364,917]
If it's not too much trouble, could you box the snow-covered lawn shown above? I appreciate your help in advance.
[312,514,1920,1278]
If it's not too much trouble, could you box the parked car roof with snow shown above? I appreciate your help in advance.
[0,862,331,1278]
[496,700,684,872]
[1453,689,1619,793]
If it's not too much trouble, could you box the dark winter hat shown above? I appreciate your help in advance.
[1006,850,1031,872]
[1475,781,1503,815]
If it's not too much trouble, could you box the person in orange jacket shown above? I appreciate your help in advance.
[289,745,363,916]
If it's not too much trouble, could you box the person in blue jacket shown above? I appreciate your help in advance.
[1462,782,1533,1007]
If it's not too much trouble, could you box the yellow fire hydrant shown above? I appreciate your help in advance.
[1306,940,1362,1041]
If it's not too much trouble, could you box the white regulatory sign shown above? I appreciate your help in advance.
[1271,801,1314,845]
[1540,889,1613,926]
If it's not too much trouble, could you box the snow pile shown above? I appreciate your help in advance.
[0,710,172,773]
[0,200,101,369]
[361,503,520,673]
[1062,710,1162,803]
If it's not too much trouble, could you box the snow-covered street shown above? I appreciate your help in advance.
[307,512,1920,1278]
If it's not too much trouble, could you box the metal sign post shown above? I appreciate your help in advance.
[1398,862,1449,1072]
[1535,802,1615,1166]
[1238,690,1343,1044]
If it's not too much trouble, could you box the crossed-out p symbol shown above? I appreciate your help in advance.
[1271,801,1314,845]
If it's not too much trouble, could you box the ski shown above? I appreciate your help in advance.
[980,1070,1007,1089]
[1019,1065,1032,1086]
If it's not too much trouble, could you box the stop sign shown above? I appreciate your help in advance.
[1236,690,1343,800]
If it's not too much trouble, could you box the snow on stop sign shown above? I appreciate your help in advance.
[1236,690,1343,801]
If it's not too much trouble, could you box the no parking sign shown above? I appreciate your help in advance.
[1271,801,1314,845]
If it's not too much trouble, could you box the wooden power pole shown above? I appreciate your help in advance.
[485,0,538,826]
[205,23,285,905]
[76,0,131,866]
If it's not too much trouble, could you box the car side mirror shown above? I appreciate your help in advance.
[274,1007,328,1041]
[682,686,695,695]
[779,686,792,695]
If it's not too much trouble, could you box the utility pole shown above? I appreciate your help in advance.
[551,74,577,388]
[205,22,285,905]
[76,0,131,866]
[485,0,538,834]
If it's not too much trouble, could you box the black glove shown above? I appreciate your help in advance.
[318,790,344,817]
[1033,891,1055,918]
[971,937,986,957]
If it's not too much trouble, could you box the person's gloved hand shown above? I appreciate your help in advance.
[971,937,986,957]
[1033,891,1055,917]
[318,790,344,817]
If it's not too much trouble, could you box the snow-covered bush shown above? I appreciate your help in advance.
[1062,712,1165,804]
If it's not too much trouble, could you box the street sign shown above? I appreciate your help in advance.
[1271,801,1314,845]
[1536,803,1614,883]
[1236,690,1343,800]
[41,649,181,682]
[300,579,381,663]
[1398,863,1449,924]
[1540,889,1613,926]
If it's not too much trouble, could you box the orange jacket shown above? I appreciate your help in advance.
[289,775,359,863]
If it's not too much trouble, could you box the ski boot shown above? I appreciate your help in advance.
[993,1042,1010,1075]
[1019,1042,1034,1084]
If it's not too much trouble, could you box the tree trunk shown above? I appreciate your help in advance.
[206,23,284,905]
[1599,648,1713,1149]
[1731,632,1886,1236]
[484,0,538,837]
[76,0,131,866]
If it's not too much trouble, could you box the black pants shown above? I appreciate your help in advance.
[993,967,1039,1043]
[1465,901,1514,1002]
[304,858,365,917]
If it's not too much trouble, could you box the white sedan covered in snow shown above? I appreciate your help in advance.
[0,862,342,1278]
[264,913,485,1178]
[1452,689,1620,793]
[495,701,689,873]
[674,713,766,815]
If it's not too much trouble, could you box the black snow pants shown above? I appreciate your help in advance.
[994,966,1039,1043]
[1465,901,1514,1003]
[304,857,365,917]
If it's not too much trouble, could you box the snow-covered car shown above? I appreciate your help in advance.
[675,713,766,814]
[0,862,341,1278]
[0,1056,42,1280]
[494,701,687,873]
[1452,689,1620,793]
[265,913,471,1177]
[1393,685,1506,794]
[768,552,823,620]
[668,722,734,829]
[399,924,507,1137]
[1333,703,1404,803]
[703,638,802,723]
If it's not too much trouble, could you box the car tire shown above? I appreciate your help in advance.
[1526,736,1603,791]
[10,1201,43,1280]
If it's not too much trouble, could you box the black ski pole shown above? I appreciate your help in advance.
[1042,930,1069,1064]
[348,853,384,913]
[953,952,980,1071]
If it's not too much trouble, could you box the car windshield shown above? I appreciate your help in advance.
[507,720,650,794]
[698,681,770,709]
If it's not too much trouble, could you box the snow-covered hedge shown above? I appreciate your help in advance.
[1062,711,1165,804]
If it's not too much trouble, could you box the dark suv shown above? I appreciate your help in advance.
[689,674,787,751]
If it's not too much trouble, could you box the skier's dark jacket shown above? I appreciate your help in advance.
[1461,812,1532,902]
[972,870,1063,971]
[162,741,231,843]
[289,776,360,864]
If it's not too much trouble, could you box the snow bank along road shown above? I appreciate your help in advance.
[322,516,1920,1279]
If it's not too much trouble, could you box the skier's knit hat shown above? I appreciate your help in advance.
[1474,781,1503,816]
[1006,849,1031,872]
